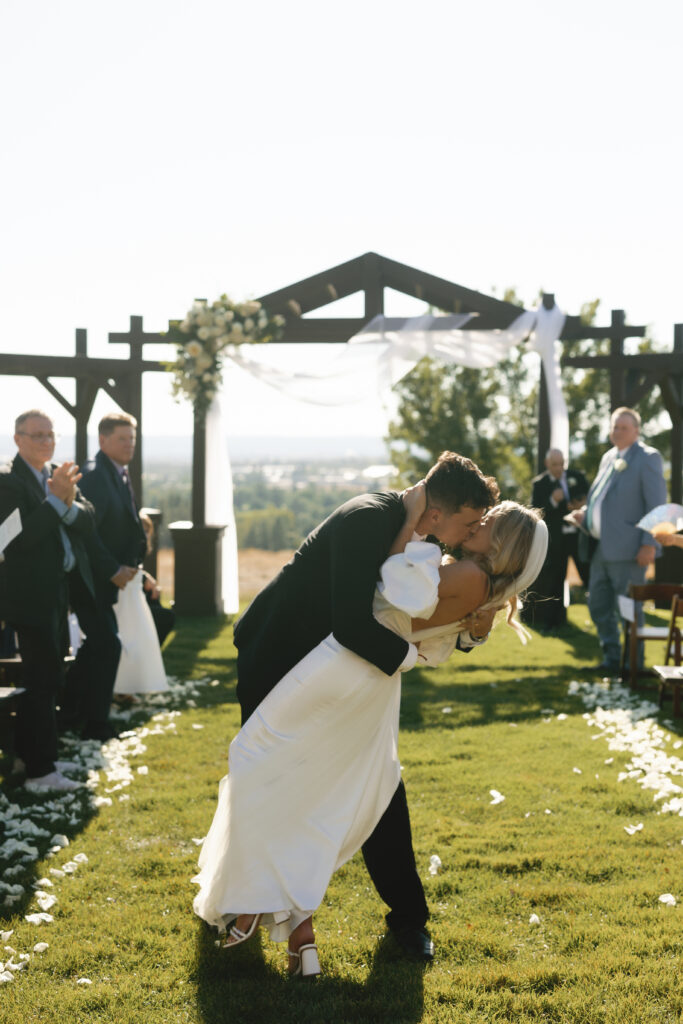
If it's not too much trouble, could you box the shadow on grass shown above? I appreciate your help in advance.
[194,923,426,1024]
[163,615,238,685]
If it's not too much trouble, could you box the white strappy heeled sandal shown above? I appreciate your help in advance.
[287,942,321,978]
[224,914,262,948]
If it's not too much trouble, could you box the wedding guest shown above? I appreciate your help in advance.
[0,409,94,791]
[523,448,588,629]
[61,411,146,740]
[574,408,667,673]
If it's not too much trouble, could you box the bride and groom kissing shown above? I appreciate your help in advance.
[193,451,548,977]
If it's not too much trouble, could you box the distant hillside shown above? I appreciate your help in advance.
[46,434,388,464]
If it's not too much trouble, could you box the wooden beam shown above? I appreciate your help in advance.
[0,354,165,376]
[256,255,366,316]
[279,318,367,344]
[560,315,647,341]
[379,254,523,326]
[624,372,663,408]
[563,353,683,372]
[36,376,75,416]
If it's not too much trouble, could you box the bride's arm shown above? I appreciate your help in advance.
[387,481,427,556]
[411,560,489,630]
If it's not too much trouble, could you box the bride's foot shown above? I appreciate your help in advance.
[223,913,261,948]
[287,917,320,978]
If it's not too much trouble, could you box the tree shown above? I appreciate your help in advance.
[386,293,670,498]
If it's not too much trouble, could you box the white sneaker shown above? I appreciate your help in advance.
[25,771,83,793]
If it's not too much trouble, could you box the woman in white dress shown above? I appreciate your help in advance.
[192,498,548,977]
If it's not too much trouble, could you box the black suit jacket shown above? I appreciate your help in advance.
[531,467,588,547]
[0,456,96,625]
[79,450,147,604]
[234,491,412,718]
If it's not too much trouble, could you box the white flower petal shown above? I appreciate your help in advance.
[659,893,677,906]
[529,913,541,925]
[489,790,505,805]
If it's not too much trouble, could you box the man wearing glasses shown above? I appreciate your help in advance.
[0,409,96,791]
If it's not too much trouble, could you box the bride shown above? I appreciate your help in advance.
[192,496,547,978]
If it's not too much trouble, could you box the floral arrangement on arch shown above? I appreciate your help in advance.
[167,296,285,412]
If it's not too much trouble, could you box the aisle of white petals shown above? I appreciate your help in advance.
[0,675,215,984]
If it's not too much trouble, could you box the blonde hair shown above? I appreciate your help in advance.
[472,501,543,640]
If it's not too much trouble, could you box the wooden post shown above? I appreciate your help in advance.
[362,252,384,319]
[536,293,554,472]
[671,324,683,505]
[74,328,89,467]
[609,309,626,410]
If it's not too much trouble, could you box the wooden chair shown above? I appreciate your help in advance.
[653,595,683,716]
[618,583,683,689]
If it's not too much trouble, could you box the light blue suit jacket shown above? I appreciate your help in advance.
[587,440,667,561]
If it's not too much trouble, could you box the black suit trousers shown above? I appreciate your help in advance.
[64,571,121,728]
[12,582,69,777]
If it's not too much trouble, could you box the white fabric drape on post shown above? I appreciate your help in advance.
[204,398,239,614]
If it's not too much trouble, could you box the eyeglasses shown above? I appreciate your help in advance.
[17,431,58,443]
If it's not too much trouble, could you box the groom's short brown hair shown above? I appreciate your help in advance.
[425,451,499,513]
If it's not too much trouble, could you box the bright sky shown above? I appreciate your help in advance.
[1,0,681,446]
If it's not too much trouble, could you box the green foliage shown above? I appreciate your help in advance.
[142,466,361,551]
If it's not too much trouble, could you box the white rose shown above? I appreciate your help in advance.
[196,311,213,327]
[197,326,211,341]
[214,314,226,327]
[274,314,286,327]
[230,323,244,339]
[258,312,267,327]
[185,341,202,358]
[244,317,254,332]
[614,458,628,473]
[179,319,191,333]
[224,310,234,322]
[195,354,213,371]
[202,372,214,383]
[216,334,230,349]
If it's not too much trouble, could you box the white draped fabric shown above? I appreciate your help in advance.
[204,399,240,614]
[224,302,568,452]
[205,302,567,608]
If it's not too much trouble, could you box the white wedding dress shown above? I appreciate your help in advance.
[113,573,169,695]
[192,542,463,941]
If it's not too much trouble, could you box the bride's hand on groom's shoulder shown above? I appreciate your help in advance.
[402,480,427,526]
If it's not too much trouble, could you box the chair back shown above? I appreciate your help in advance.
[665,594,683,666]
[627,583,683,605]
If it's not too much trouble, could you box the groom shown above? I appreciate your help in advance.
[234,451,499,960]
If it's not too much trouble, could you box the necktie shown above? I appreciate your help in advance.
[560,474,570,501]
[585,459,615,533]
[121,468,139,517]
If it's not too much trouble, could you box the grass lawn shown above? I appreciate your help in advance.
[1,602,681,1024]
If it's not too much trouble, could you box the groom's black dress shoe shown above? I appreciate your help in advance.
[390,926,434,961]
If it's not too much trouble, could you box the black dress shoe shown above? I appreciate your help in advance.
[390,926,434,961]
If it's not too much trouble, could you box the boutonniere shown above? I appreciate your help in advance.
[614,458,628,473]
[567,475,576,485]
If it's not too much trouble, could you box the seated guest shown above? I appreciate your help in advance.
[0,409,95,791]
[62,411,146,740]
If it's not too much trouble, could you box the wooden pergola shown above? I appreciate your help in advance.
[1,252,681,611]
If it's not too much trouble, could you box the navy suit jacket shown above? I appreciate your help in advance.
[79,450,147,604]
[0,456,96,625]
